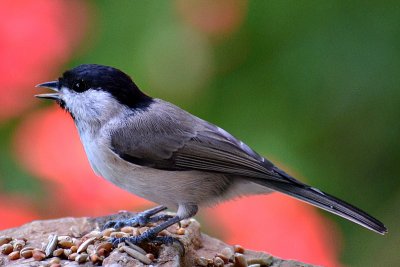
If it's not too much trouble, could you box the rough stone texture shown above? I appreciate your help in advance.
[0,212,319,267]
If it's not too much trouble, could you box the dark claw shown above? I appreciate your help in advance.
[103,220,124,230]
[103,221,115,229]
[110,237,126,247]
[110,227,158,246]
[147,214,174,224]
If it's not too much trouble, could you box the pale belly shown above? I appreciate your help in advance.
[81,137,233,208]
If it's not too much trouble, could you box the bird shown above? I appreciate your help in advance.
[35,64,387,246]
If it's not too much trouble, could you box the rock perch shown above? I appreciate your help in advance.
[0,212,319,267]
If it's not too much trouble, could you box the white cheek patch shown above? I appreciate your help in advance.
[61,88,122,122]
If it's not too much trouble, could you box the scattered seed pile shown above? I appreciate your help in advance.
[195,244,272,267]
[0,230,268,266]
[0,221,189,266]
[0,225,267,267]
[0,212,318,267]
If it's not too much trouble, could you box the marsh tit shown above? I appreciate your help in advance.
[36,64,387,245]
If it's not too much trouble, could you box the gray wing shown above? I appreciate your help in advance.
[110,99,291,182]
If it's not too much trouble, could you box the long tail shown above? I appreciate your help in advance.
[252,179,387,235]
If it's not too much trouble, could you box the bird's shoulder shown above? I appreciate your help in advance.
[108,98,278,176]
[108,99,200,163]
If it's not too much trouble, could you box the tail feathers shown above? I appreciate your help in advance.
[253,179,387,235]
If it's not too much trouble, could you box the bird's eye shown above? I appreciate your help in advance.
[72,80,88,93]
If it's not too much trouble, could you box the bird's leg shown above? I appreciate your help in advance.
[103,205,173,229]
[110,215,183,247]
[110,204,198,250]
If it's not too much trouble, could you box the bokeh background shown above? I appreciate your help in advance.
[0,1,398,266]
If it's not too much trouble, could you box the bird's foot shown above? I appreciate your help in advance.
[103,205,172,230]
[105,206,185,253]
[110,228,177,246]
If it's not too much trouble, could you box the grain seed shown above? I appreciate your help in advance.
[125,240,146,255]
[234,253,248,267]
[84,230,102,239]
[63,248,72,258]
[49,257,61,264]
[20,249,33,259]
[52,248,64,257]
[90,253,100,263]
[247,256,273,266]
[234,244,245,254]
[32,249,46,261]
[102,228,116,237]
[45,234,58,257]
[8,251,20,260]
[58,240,74,249]
[96,242,113,254]
[77,236,96,253]
[57,236,73,242]
[12,239,25,251]
[121,246,152,265]
[0,237,12,246]
[75,253,88,263]
[68,252,78,261]
[97,247,107,257]
[195,257,209,267]
[110,231,129,239]
[180,219,191,228]
[216,253,229,264]
[146,253,155,261]
[176,228,185,235]
[221,247,234,260]
[213,256,225,267]
[0,243,13,255]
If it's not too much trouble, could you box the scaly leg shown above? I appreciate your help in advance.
[110,215,182,246]
[108,204,198,249]
[103,205,173,229]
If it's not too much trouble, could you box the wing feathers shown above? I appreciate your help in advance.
[174,142,282,180]
[109,99,387,234]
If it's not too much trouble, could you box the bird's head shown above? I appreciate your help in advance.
[36,64,151,124]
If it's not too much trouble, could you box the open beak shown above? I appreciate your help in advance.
[35,81,60,100]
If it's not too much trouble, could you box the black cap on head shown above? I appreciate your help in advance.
[60,64,151,108]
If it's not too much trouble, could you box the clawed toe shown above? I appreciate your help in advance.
[103,206,185,255]
[102,205,168,230]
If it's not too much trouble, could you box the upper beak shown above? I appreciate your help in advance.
[35,81,60,100]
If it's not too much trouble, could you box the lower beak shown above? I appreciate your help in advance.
[35,81,60,100]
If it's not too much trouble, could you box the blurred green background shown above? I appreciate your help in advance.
[1,1,399,266]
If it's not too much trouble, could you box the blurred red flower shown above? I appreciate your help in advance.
[207,194,342,267]
[0,195,38,230]
[175,0,248,39]
[14,107,151,216]
[0,0,88,121]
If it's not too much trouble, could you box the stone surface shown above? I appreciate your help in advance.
[0,212,319,267]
